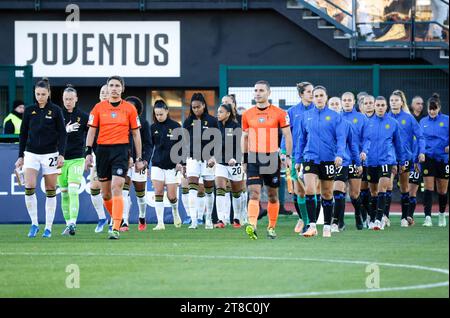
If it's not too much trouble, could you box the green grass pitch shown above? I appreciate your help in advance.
[0,215,448,298]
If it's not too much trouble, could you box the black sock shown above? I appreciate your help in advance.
[333,191,345,226]
[293,194,301,219]
[306,195,316,223]
[376,192,386,221]
[322,199,333,226]
[360,189,370,222]
[315,194,322,221]
[401,192,410,219]
[424,190,433,217]
[409,196,417,218]
[370,196,378,222]
[351,196,363,225]
[439,194,448,213]
[384,190,392,218]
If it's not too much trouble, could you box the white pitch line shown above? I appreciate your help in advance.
[0,252,448,297]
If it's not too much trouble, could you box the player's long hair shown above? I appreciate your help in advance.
[189,93,209,118]
[219,103,236,123]
[125,96,144,116]
[152,99,170,123]
[391,89,410,113]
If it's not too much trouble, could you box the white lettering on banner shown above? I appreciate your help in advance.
[15,21,180,77]
[10,174,24,195]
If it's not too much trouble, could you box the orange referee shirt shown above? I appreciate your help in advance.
[88,100,141,145]
[242,104,289,153]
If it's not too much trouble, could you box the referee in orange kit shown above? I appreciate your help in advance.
[84,76,144,239]
[241,80,293,240]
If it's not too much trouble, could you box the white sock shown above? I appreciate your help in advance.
[137,195,147,218]
[197,195,206,221]
[122,189,129,224]
[182,192,190,217]
[91,193,106,220]
[225,192,231,223]
[155,201,165,225]
[241,191,248,223]
[232,193,242,222]
[25,193,38,226]
[170,199,179,218]
[45,195,57,231]
[205,191,214,223]
[216,194,227,222]
[188,189,198,225]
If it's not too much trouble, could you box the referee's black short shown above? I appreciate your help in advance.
[96,144,129,181]
[246,152,281,188]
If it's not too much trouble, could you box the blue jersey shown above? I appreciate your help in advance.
[295,106,346,164]
[420,113,449,163]
[280,101,314,154]
[362,114,405,166]
[388,110,425,163]
[342,108,368,154]
[342,117,362,167]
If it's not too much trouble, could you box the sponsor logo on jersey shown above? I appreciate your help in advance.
[385,124,390,129]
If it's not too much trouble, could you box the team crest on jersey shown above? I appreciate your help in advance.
[401,119,406,125]
[111,112,117,119]
[440,122,444,127]
[77,117,80,122]
[353,118,358,124]
[272,177,278,184]
[48,110,52,115]
[204,121,208,126]
[167,129,173,138]
[258,117,266,123]
[136,116,141,127]
[88,114,94,124]
[385,124,390,129]
[325,116,331,121]
[285,115,290,125]
[116,168,123,175]
[31,111,36,115]
[154,130,159,134]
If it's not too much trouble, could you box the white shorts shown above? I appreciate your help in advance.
[215,163,243,182]
[186,158,215,181]
[151,166,179,184]
[23,151,61,175]
[127,165,148,182]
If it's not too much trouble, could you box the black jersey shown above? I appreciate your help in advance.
[150,118,182,169]
[62,107,89,160]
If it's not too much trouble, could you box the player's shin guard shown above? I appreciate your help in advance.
[112,196,124,231]
[90,188,106,220]
[305,195,316,225]
[370,196,378,222]
[232,191,242,222]
[155,195,165,225]
[401,192,410,220]
[136,190,147,218]
[25,188,38,226]
[247,199,260,228]
[45,189,57,231]
[188,184,198,226]
[61,189,70,223]
[409,196,417,218]
[215,188,227,222]
[439,194,448,213]
[68,183,80,224]
[322,199,333,226]
[376,192,386,221]
[332,191,345,226]
[205,187,215,224]
[267,200,279,229]
[384,190,392,218]
[424,190,433,217]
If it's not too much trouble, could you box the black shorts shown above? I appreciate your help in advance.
[367,165,393,184]
[361,166,369,182]
[335,166,349,182]
[421,156,449,180]
[96,144,129,181]
[409,169,422,185]
[396,160,414,175]
[303,161,336,181]
[348,164,362,179]
[246,153,281,188]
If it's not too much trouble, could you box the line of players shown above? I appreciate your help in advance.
[15,77,448,239]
